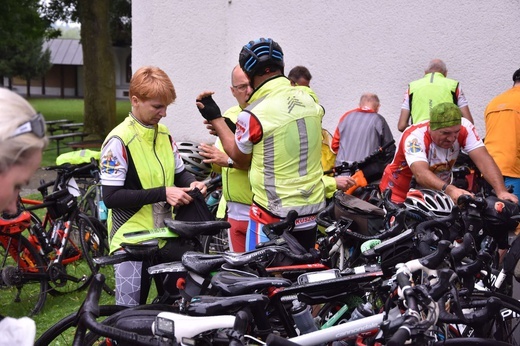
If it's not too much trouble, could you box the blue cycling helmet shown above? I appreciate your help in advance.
[239,38,284,78]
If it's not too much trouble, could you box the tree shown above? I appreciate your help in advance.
[0,0,57,88]
[42,0,131,139]
[14,38,52,97]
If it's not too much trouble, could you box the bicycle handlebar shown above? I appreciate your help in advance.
[324,140,395,176]
[262,210,299,239]
[72,274,173,346]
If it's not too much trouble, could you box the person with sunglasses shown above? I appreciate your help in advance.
[0,87,48,345]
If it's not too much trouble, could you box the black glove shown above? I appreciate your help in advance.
[197,95,222,121]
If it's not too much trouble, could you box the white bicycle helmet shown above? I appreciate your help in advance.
[177,141,212,181]
[404,189,454,218]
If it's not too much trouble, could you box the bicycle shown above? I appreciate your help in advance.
[0,160,110,316]
[325,139,395,203]
[53,236,520,346]
[0,210,48,316]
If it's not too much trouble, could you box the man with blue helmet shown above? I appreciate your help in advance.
[196,38,336,252]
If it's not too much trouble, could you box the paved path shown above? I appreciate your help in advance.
[21,168,57,197]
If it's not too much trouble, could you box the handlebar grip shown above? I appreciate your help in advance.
[316,202,335,228]
[396,272,411,290]
[262,210,299,239]
[418,240,451,269]
[387,326,411,346]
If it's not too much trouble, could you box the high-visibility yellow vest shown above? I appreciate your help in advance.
[247,76,326,217]
[409,72,458,124]
[103,115,175,253]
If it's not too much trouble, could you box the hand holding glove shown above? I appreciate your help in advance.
[196,92,222,121]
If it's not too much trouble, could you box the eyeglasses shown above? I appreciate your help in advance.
[10,113,46,139]
[232,84,249,92]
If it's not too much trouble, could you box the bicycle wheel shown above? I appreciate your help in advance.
[35,304,127,346]
[79,215,114,295]
[201,227,229,254]
[0,233,48,317]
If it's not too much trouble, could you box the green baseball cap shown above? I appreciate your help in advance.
[430,102,462,130]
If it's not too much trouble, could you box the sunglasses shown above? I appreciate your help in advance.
[10,113,46,139]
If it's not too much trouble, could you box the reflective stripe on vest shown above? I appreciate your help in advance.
[246,77,326,217]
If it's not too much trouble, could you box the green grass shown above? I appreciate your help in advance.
[1,98,166,343]
[3,98,129,342]
[27,98,131,167]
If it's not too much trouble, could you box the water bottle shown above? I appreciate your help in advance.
[98,200,108,221]
[206,190,220,208]
[332,302,373,346]
[291,300,318,335]
[348,302,372,321]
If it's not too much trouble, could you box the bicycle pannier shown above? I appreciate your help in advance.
[44,189,78,219]
[333,192,384,236]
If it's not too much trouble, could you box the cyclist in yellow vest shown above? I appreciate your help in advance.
[398,59,474,132]
[100,66,207,306]
[196,38,351,252]
[199,65,253,252]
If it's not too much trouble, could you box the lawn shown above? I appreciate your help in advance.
[28,98,130,167]
[1,98,130,343]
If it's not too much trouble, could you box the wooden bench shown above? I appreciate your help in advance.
[48,132,88,155]
[45,119,72,136]
[59,122,84,133]
[67,139,103,150]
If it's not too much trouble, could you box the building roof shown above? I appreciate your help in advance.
[43,38,83,65]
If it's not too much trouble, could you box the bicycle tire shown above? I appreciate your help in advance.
[0,233,48,317]
[82,304,179,345]
[35,304,127,346]
[79,215,114,295]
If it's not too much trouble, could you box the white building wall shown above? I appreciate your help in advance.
[132,0,520,144]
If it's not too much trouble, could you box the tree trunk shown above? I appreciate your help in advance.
[26,80,31,97]
[79,0,116,140]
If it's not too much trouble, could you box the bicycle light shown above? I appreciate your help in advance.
[153,315,175,338]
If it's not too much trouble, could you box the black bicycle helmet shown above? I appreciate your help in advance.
[177,142,212,181]
[239,38,284,78]
[403,189,454,218]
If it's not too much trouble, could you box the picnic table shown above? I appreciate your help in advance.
[49,132,88,156]
[59,122,84,133]
[45,119,72,136]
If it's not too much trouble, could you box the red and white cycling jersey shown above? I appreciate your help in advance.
[380,118,483,202]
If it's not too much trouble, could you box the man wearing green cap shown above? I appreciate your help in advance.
[380,102,518,204]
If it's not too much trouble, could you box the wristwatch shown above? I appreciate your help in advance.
[227,157,234,168]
